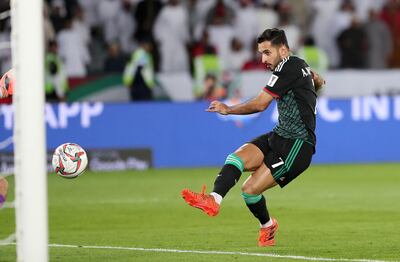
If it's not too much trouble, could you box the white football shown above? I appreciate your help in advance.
[52,143,88,178]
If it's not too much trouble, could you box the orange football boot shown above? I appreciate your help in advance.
[258,218,279,247]
[181,185,220,216]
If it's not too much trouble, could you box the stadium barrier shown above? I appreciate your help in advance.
[62,70,400,103]
[0,97,399,169]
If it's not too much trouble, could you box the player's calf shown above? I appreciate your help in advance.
[211,153,244,202]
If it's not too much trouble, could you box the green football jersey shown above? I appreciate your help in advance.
[263,56,317,146]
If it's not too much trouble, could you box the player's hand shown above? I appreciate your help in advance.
[0,79,9,98]
[206,100,230,115]
[311,70,325,92]
[0,69,14,98]
[0,85,7,98]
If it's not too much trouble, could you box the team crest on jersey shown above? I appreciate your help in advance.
[267,74,279,87]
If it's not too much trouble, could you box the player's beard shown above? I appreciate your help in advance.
[269,57,283,71]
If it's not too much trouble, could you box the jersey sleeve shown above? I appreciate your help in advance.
[263,57,301,99]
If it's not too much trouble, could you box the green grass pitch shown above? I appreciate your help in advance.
[1,163,400,261]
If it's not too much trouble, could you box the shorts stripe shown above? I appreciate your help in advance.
[285,140,304,171]
[272,139,303,179]
[274,140,303,178]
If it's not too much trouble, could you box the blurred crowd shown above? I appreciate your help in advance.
[0,0,400,101]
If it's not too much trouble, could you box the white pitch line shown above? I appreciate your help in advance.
[0,201,15,209]
[0,243,389,262]
[0,234,16,245]
[47,244,393,262]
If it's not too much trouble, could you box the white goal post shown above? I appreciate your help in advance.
[11,0,48,261]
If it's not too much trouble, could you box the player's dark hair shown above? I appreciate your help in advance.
[257,28,289,49]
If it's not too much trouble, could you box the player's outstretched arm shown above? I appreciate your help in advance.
[311,70,325,92]
[206,91,273,115]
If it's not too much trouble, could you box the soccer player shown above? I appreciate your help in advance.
[0,69,14,207]
[181,28,325,246]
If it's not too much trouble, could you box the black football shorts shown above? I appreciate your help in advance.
[249,132,314,188]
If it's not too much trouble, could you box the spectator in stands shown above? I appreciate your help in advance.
[87,26,107,74]
[327,0,356,68]
[207,0,235,70]
[380,0,400,68]
[134,0,163,71]
[116,0,136,55]
[187,0,215,41]
[123,38,155,101]
[203,73,226,101]
[297,36,329,73]
[193,32,221,99]
[191,30,217,58]
[77,0,98,28]
[62,0,79,19]
[276,2,301,52]
[211,37,247,101]
[337,16,368,68]
[71,5,90,47]
[57,18,90,78]
[242,41,266,71]
[255,0,278,34]
[49,0,67,33]
[104,42,127,73]
[44,3,55,44]
[352,0,386,22]
[285,0,311,34]
[365,9,392,69]
[45,40,69,102]
[154,0,190,73]
[226,38,250,72]
[331,0,356,40]
[97,0,121,45]
[233,0,258,50]
[134,0,163,41]
[205,0,235,26]
[310,0,341,68]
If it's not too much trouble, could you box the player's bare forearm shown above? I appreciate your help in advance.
[311,70,325,92]
[226,97,269,115]
[206,91,273,115]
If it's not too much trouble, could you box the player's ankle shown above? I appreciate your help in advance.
[260,218,273,228]
[210,192,222,205]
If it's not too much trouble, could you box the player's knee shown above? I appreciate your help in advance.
[234,145,263,171]
[241,182,257,195]
[224,153,244,172]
